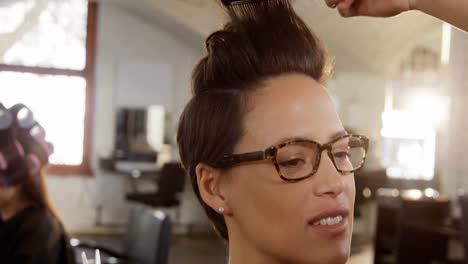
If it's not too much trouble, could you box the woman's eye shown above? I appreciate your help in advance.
[279,158,305,167]
[334,151,350,159]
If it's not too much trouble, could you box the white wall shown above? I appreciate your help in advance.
[47,3,207,232]
[330,73,387,171]
[440,29,468,200]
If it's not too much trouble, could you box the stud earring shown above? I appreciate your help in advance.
[218,207,225,213]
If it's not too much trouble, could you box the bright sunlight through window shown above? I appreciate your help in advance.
[0,72,86,165]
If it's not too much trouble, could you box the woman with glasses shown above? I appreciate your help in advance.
[177,0,368,263]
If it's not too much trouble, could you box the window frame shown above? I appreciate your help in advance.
[0,2,98,176]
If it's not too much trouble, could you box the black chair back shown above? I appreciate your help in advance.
[396,198,450,264]
[125,205,172,264]
[400,198,449,225]
[158,162,186,197]
[459,195,468,264]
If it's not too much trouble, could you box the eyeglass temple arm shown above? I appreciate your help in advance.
[221,151,266,165]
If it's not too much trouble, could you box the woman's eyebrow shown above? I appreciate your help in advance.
[329,130,348,141]
[268,130,348,148]
[269,136,311,147]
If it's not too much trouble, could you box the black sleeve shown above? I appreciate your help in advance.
[11,211,65,264]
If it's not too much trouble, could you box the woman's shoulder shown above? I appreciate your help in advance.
[10,206,74,264]
[22,206,59,226]
[17,206,63,242]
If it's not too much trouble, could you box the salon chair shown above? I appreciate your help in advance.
[374,192,458,264]
[126,162,186,221]
[73,205,172,264]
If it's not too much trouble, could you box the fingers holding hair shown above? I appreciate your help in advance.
[337,0,358,17]
[325,0,341,8]
[324,0,359,17]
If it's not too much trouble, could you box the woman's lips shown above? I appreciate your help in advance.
[307,208,349,237]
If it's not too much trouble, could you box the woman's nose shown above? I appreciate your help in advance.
[313,151,345,198]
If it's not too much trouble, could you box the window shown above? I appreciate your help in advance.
[380,46,450,181]
[0,0,97,175]
[381,108,437,180]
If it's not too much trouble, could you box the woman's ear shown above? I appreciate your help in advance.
[196,163,230,215]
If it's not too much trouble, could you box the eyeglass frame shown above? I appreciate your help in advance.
[216,134,369,182]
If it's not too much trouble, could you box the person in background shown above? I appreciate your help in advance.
[0,103,75,264]
[324,0,468,32]
[177,0,369,263]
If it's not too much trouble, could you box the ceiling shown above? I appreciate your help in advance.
[107,0,443,75]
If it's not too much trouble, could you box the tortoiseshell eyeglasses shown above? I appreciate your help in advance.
[217,134,369,182]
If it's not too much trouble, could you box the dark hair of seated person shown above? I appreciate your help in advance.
[0,103,75,264]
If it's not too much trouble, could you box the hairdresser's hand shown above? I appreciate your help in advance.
[324,0,412,17]
[325,0,468,32]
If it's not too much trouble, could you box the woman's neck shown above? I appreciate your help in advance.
[1,194,31,221]
[227,228,285,264]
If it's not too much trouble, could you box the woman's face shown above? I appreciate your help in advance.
[222,73,355,264]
